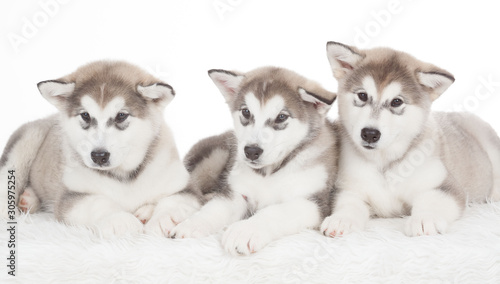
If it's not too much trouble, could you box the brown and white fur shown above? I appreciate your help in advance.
[321,41,500,237]
[0,61,199,237]
[169,67,338,255]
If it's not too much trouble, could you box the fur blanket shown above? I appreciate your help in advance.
[2,202,500,283]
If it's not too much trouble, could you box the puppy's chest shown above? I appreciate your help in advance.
[228,163,328,209]
[62,161,187,210]
[354,154,447,217]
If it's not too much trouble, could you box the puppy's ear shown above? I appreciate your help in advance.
[208,69,244,103]
[37,80,75,109]
[417,70,455,101]
[298,87,336,116]
[326,41,363,80]
[137,83,175,108]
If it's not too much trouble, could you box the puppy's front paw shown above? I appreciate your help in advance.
[144,196,201,237]
[134,204,156,224]
[144,215,177,237]
[222,220,272,256]
[168,217,214,239]
[405,215,449,236]
[321,214,364,238]
[95,212,144,238]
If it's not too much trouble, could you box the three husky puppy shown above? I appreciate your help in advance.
[1,42,499,253]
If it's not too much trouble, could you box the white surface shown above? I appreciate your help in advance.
[1,1,500,283]
[1,202,500,283]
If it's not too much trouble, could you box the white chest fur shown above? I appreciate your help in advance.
[340,140,447,217]
[62,144,188,212]
[228,159,328,210]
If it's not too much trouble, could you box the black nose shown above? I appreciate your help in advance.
[244,146,263,161]
[91,150,110,166]
[361,128,381,143]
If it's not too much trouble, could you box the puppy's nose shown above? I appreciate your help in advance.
[244,146,263,161]
[91,150,110,166]
[361,128,381,143]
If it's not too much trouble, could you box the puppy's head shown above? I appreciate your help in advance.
[326,41,454,155]
[208,67,336,169]
[38,61,174,171]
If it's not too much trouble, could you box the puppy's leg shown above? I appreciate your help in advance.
[144,192,202,237]
[321,190,370,237]
[222,198,321,256]
[405,189,461,236]
[18,187,40,213]
[169,194,247,239]
[56,191,143,238]
[0,119,53,218]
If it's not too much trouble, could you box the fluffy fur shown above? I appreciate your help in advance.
[321,41,500,237]
[2,202,499,283]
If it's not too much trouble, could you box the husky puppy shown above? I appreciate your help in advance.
[168,67,338,255]
[0,61,199,237]
[321,41,500,237]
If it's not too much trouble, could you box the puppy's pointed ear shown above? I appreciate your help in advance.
[417,70,455,101]
[326,41,363,80]
[37,80,75,109]
[298,87,336,116]
[137,83,175,108]
[208,69,244,103]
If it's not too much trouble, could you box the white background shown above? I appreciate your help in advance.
[1,0,499,157]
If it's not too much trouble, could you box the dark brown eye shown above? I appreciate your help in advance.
[357,92,368,102]
[241,108,251,119]
[391,98,404,107]
[80,112,91,123]
[275,113,289,123]
[115,112,129,123]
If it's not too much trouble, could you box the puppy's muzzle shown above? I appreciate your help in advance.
[244,145,263,161]
[361,128,381,144]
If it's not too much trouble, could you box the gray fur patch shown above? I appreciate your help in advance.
[252,168,267,177]
[115,121,130,131]
[389,107,405,116]
[54,190,89,221]
[239,116,252,127]
[106,118,114,127]
[265,118,288,131]
[183,131,237,200]
[0,124,26,168]
[308,187,334,219]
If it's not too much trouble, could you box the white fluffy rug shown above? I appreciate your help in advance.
[2,202,500,283]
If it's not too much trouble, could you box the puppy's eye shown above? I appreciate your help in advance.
[80,112,91,123]
[115,112,129,123]
[275,113,289,124]
[357,92,368,102]
[391,98,404,107]
[241,108,251,119]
